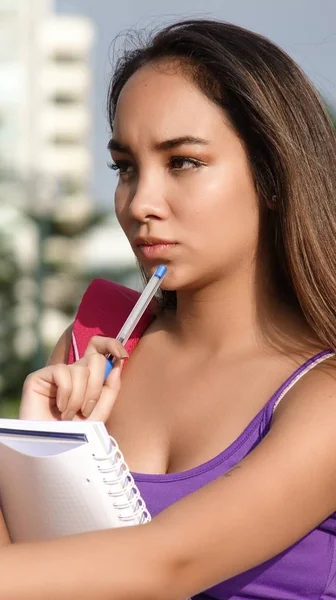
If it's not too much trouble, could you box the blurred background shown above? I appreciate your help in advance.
[0,0,335,416]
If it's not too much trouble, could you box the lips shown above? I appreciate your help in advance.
[134,237,177,259]
[134,236,175,246]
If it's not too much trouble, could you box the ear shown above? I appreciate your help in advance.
[266,194,278,211]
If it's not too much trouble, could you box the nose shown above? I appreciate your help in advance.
[128,174,169,223]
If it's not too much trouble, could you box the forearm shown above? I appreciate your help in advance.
[0,522,179,600]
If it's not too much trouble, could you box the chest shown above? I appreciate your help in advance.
[105,334,295,475]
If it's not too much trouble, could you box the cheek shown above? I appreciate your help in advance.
[182,163,257,218]
[114,187,128,227]
[182,164,259,254]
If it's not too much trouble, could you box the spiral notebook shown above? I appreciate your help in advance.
[0,418,150,542]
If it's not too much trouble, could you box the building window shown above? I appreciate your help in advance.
[52,53,83,64]
[52,94,77,105]
[51,135,80,145]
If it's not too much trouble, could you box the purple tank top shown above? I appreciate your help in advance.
[70,279,336,600]
[131,349,336,600]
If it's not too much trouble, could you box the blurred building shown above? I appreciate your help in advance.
[76,215,142,291]
[0,0,93,189]
[0,0,96,361]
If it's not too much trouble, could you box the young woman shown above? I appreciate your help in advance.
[1,18,336,600]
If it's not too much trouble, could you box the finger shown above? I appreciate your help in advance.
[87,360,122,422]
[52,364,75,415]
[60,364,90,420]
[80,353,107,418]
[84,335,128,361]
[20,365,72,420]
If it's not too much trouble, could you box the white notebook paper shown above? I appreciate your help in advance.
[0,418,151,542]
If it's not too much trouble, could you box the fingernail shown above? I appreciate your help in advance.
[57,395,66,413]
[82,401,96,418]
[63,411,76,420]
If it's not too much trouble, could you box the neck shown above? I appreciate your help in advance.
[163,265,315,358]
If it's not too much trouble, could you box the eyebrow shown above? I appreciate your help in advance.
[107,135,209,153]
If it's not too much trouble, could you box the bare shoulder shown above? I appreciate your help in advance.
[47,324,73,365]
[272,354,336,426]
[269,354,336,477]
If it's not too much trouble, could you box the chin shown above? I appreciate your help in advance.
[158,272,196,293]
[140,261,195,292]
[158,278,177,292]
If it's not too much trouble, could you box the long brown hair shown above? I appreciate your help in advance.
[107,19,336,348]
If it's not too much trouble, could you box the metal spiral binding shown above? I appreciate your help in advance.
[92,436,151,525]
[93,436,190,599]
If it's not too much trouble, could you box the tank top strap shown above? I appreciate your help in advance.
[262,349,335,430]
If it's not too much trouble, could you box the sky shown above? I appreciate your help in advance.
[56,0,336,207]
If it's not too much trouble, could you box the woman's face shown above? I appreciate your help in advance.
[110,62,260,291]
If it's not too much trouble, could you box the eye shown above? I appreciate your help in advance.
[169,156,204,171]
[107,160,136,176]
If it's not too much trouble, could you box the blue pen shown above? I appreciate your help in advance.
[104,265,167,380]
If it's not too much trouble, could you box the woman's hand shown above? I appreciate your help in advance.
[19,336,128,423]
